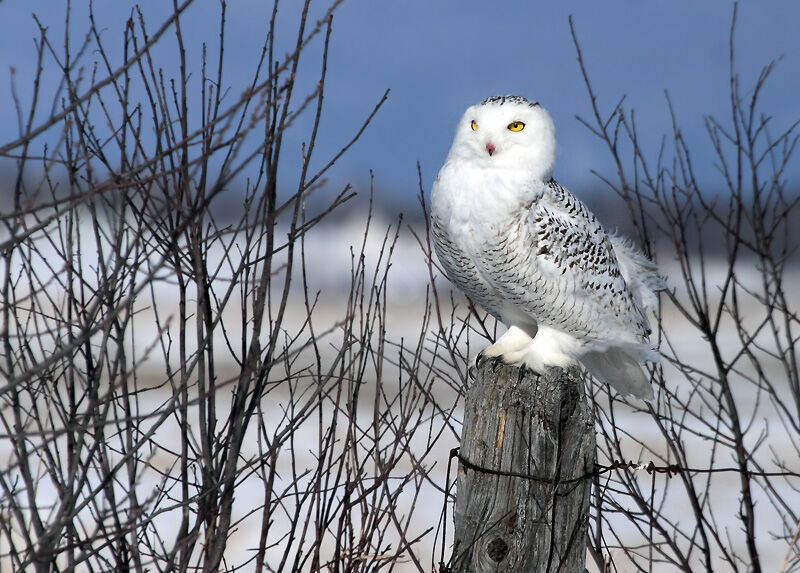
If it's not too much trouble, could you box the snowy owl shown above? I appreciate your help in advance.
[430,95,665,400]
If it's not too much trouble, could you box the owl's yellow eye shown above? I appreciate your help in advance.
[508,121,525,132]
[470,120,478,131]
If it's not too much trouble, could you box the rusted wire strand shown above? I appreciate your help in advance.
[451,448,800,486]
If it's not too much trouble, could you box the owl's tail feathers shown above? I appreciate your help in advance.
[581,347,655,401]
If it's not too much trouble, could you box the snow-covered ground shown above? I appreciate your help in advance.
[2,211,799,571]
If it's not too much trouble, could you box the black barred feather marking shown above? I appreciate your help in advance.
[480,95,540,108]
[430,215,501,311]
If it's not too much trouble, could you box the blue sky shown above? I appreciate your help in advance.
[0,1,798,209]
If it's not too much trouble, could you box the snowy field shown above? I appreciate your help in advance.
[2,211,799,571]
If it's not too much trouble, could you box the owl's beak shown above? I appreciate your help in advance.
[485,142,496,156]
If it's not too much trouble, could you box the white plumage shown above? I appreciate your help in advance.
[430,95,665,399]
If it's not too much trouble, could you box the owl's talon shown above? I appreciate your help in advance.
[468,365,477,381]
[475,351,485,369]
[490,356,503,371]
[517,365,528,383]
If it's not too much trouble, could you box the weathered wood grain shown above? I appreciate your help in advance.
[452,362,595,572]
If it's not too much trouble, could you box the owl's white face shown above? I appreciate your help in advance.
[447,95,556,180]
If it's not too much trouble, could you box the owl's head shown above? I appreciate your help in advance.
[448,95,556,180]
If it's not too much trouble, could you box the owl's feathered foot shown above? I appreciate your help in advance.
[474,326,533,370]
[474,325,579,382]
[474,352,541,383]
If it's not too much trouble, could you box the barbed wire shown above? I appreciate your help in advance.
[450,448,800,486]
[438,448,800,570]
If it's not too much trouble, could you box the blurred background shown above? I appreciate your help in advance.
[1,0,798,218]
[1,2,799,570]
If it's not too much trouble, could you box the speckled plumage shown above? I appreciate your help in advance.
[430,96,665,399]
[480,94,540,108]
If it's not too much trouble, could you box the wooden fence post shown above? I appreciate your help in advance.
[451,362,595,572]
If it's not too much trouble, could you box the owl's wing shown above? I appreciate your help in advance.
[519,179,653,353]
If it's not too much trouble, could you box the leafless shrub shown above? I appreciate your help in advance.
[566,7,800,572]
[0,2,462,571]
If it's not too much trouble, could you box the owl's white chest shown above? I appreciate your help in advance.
[430,160,538,247]
[429,159,545,327]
